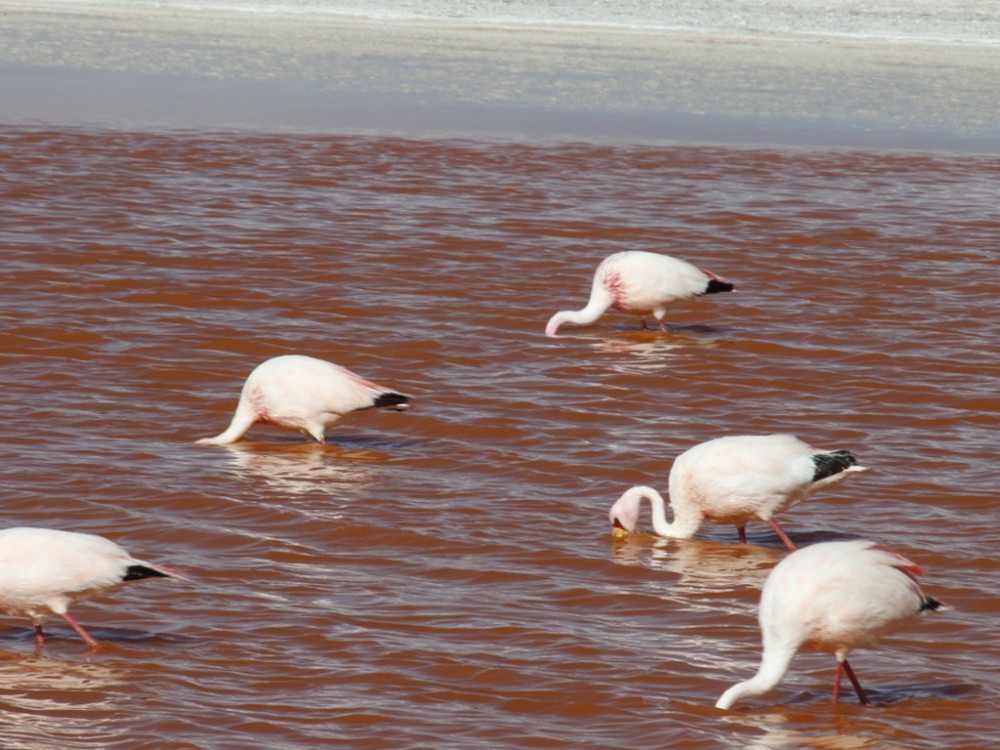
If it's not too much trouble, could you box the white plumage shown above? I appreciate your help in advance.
[0,526,176,653]
[716,540,944,709]
[196,354,411,445]
[545,250,734,336]
[609,434,866,551]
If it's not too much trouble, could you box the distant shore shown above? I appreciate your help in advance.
[2,4,998,151]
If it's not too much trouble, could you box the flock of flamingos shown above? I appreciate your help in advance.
[0,250,943,711]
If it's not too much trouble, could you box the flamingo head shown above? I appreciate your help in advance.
[608,487,643,537]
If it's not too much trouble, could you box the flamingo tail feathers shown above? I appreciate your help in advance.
[811,450,859,481]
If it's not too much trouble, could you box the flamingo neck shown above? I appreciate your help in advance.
[716,644,797,710]
[633,487,702,539]
[546,277,614,336]
[195,398,258,445]
[576,291,613,323]
[546,301,607,336]
[198,422,246,445]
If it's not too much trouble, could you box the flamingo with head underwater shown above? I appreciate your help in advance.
[608,434,866,551]
[545,250,734,336]
[0,526,178,654]
[716,539,944,709]
[196,354,411,445]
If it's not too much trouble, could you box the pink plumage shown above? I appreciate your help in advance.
[545,250,734,336]
[609,434,866,551]
[196,354,411,445]
[716,540,944,709]
[0,527,177,654]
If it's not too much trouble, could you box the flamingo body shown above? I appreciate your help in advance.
[609,434,866,550]
[0,527,175,652]
[716,540,943,709]
[545,250,733,336]
[197,354,410,445]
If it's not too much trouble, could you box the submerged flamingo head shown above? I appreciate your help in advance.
[608,487,643,536]
[545,311,570,337]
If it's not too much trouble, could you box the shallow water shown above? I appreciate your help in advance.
[1,128,998,748]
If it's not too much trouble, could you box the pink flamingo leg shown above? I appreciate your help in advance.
[842,660,870,705]
[60,612,101,650]
[767,518,798,552]
[833,660,870,705]
[34,624,45,655]
[737,526,747,544]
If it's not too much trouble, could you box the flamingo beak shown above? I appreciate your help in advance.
[610,517,629,538]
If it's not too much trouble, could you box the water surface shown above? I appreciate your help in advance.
[1,128,997,748]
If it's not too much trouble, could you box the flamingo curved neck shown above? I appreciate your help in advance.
[716,645,796,710]
[196,423,245,445]
[546,301,607,335]
[633,487,701,539]
[196,400,257,445]
[546,276,616,336]
[565,306,602,326]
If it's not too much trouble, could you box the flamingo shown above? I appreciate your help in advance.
[716,539,944,709]
[544,250,734,336]
[0,527,177,653]
[608,434,866,551]
[196,354,411,445]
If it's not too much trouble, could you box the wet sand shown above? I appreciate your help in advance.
[2,4,998,150]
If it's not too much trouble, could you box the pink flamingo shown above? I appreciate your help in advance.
[545,250,734,336]
[608,434,866,551]
[716,539,944,709]
[0,527,177,653]
[196,354,410,445]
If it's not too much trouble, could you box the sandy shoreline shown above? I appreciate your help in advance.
[2,5,998,151]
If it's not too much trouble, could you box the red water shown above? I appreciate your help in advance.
[1,128,997,749]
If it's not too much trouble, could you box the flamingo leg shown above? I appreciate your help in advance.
[766,518,798,552]
[833,659,870,705]
[842,659,870,705]
[34,624,45,655]
[60,612,101,651]
[737,526,747,544]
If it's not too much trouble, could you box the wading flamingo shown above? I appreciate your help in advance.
[545,250,734,336]
[608,434,866,551]
[196,354,410,445]
[0,527,177,653]
[716,539,944,709]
